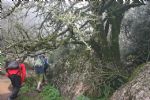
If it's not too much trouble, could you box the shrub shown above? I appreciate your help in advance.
[20,77,36,94]
[77,95,90,100]
[40,85,62,100]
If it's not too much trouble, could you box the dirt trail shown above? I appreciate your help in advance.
[0,76,11,100]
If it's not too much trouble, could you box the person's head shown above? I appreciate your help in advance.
[39,53,45,58]
[41,54,45,58]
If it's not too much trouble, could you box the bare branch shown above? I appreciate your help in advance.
[2,0,21,19]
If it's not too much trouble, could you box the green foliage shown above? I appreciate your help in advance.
[98,69,127,99]
[20,77,36,94]
[98,84,113,100]
[0,55,5,75]
[50,46,128,99]
[17,96,32,100]
[19,77,63,100]
[40,85,62,100]
[77,95,90,100]
[0,55,5,64]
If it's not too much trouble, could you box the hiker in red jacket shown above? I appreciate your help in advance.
[5,59,26,100]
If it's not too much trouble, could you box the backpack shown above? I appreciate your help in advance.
[6,61,21,76]
[6,61,19,69]
[34,58,43,67]
[44,58,49,68]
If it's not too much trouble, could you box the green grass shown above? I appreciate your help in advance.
[0,55,4,64]
[18,77,63,100]
[0,55,5,75]
[20,77,36,93]
[77,95,90,100]
[40,85,63,100]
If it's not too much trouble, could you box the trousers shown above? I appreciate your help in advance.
[9,75,21,99]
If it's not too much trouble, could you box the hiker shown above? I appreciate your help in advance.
[34,55,45,92]
[41,54,49,84]
[5,58,26,100]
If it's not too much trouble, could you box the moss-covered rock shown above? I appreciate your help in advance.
[110,62,150,100]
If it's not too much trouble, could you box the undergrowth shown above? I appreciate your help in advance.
[40,85,62,100]
[20,77,36,94]
[18,77,63,100]
[50,47,129,100]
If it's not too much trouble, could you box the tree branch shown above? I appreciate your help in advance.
[2,0,21,19]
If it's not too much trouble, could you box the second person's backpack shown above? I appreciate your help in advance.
[34,58,43,67]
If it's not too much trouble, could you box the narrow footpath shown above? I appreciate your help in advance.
[0,76,11,100]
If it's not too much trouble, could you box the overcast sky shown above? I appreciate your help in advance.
[1,0,89,37]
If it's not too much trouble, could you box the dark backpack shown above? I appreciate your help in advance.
[44,59,49,69]
[6,61,19,69]
[6,61,21,76]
